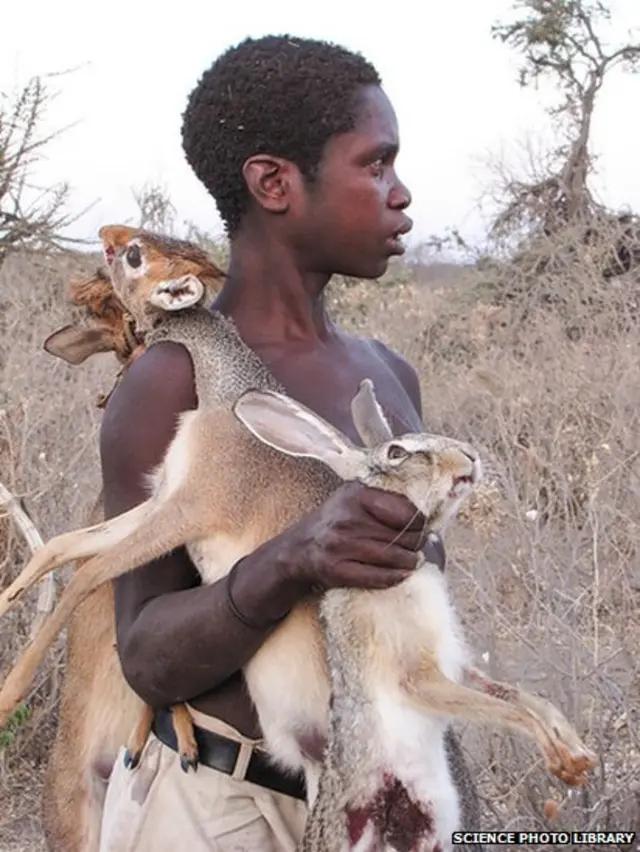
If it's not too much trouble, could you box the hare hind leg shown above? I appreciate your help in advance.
[462,666,597,784]
[403,663,596,787]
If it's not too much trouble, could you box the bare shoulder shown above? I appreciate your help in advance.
[335,327,422,416]
[370,338,422,415]
[110,340,196,408]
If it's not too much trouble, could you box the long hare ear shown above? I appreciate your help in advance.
[43,325,115,364]
[148,275,204,311]
[350,378,394,448]
[233,389,366,480]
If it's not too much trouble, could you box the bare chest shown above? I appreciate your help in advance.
[257,339,420,444]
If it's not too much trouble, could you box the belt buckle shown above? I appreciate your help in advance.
[230,739,255,782]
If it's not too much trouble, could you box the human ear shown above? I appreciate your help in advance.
[242,155,294,214]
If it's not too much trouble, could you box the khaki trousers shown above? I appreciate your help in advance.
[98,706,308,852]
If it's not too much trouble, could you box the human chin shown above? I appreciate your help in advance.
[332,249,389,280]
[363,256,390,280]
[360,251,391,280]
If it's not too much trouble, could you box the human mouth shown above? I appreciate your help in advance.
[386,217,413,255]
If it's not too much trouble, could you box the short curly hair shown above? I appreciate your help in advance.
[181,35,381,237]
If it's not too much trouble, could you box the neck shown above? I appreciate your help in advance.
[212,225,335,348]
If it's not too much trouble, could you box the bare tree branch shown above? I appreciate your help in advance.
[132,181,177,234]
[0,70,93,269]
[490,0,640,246]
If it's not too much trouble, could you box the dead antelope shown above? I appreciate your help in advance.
[20,238,223,852]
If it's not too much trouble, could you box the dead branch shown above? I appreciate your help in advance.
[0,72,93,269]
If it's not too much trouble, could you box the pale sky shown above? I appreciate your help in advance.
[3,0,639,251]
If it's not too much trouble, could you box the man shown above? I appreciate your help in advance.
[98,34,479,851]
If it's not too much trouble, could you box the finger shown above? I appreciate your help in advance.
[387,526,429,553]
[344,540,420,573]
[337,561,413,590]
[358,485,425,531]
[351,519,427,553]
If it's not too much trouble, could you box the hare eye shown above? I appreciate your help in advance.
[125,244,142,268]
[387,443,409,461]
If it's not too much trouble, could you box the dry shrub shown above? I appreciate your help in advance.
[0,238,638,850]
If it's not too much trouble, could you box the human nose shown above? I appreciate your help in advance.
[389,173,412,210]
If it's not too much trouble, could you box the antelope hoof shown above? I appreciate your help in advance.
[180,753,199,774]
[123,748,141,770]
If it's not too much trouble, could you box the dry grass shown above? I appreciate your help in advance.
[0,244,638,850]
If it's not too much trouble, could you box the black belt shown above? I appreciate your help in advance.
[152,707,307,802]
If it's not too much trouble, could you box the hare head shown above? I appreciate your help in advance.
[98,224,225,330]
[233,379,481,531]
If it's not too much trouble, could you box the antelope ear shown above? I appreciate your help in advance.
[350,378,394,448]
[147,275,204,311]
[232,389,366,481]
[43,325,115,365]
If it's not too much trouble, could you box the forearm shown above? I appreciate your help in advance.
[119,541,308,708]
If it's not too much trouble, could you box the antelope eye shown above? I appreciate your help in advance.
[387,443,409,461]
[125,244,142,268]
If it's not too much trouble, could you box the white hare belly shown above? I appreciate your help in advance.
[352,562,470,685]
[404,564,469,682]
[371,688,460,847]
[358,566,466,846]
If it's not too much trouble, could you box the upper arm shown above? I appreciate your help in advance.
[99,341,201,638]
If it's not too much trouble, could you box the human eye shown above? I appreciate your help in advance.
[369,158,385,178]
